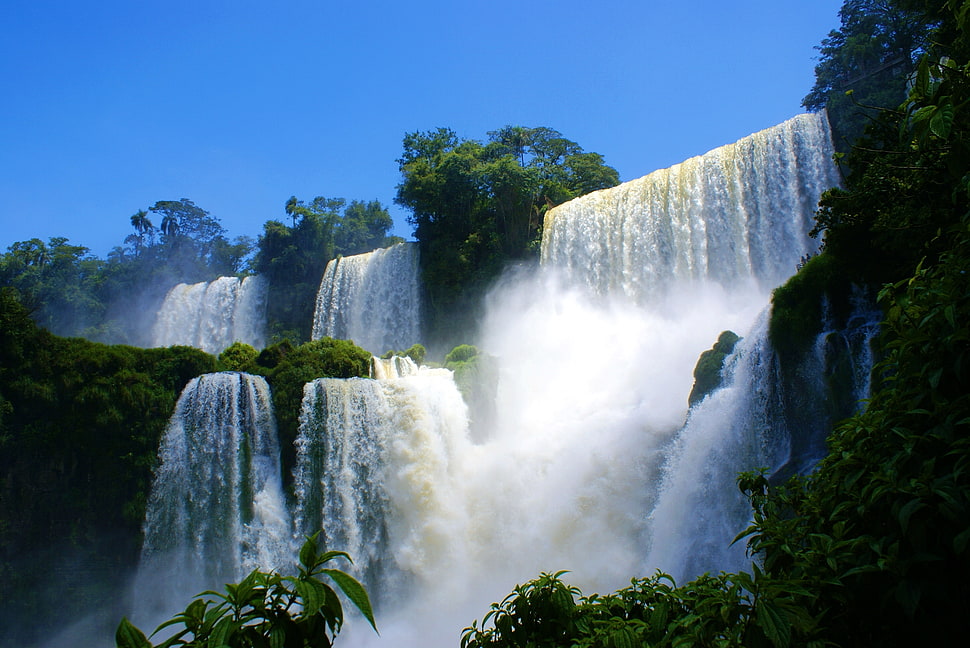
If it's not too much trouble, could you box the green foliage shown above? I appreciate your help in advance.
[740,219,970,644]
[803,0,933,146]
[769,253,853,361]
[218,342,259,373]
[0,237,107,337]
[688,330,740,406]
[396,126,619,347]
[255,196,398,342]
[381,343,427,365]
[116,533,377,648]
[0,288,217,642]
[462,569,819,648]
[444,343,479,364]
[246,337,371,480]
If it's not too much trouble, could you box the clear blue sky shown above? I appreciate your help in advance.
[0,0,844,258]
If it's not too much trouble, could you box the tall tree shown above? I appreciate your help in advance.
[335,199,396,256]
[803,0,935,145]
[396,125,619,345]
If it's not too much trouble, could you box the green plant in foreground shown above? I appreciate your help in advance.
[116,533,377,648]
[461,567,817,648]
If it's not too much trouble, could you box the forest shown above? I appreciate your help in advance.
[2,0,970,646]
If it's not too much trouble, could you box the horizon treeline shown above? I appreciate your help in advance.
[0,125,619,349]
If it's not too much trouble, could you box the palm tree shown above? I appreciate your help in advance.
[129,210,155,254]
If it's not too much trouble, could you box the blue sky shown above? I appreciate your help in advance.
[0,0,844,258]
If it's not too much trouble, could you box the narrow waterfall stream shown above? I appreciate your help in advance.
[312,242,421,354]
[151,275,268,354]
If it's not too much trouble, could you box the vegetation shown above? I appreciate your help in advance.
[249,337,372,476]
[254,196,401,343]
[688,330,740,406]
[0,287,217,645]
[803,0,934,147]
[462,569,815,648]
[396,126,619,347]
[381,342,428,365]
[116,533,377,648]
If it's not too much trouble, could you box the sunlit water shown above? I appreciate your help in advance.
[122,113,855,648]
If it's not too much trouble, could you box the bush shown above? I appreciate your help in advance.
[218,342,259,373]
[116,533,377,648]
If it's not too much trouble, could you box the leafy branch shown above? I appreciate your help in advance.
[116,533,377,648]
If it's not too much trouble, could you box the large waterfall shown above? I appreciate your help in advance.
[542,112,841,300]
[151,275,268,354]
[292,113,850,646]
[127,113,860,647]
[131,372,290,627]
[311,242,421,354]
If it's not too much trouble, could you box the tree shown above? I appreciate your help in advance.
[396,125,619,345]
[334,199,395,256]
[803,0,935,145]
[126,210,155,256]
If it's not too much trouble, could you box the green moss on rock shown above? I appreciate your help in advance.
[689,331,741,406]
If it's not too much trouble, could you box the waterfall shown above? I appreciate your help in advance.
[327,114,845,646]
[151,275,268,354]
[311,242,421,355]
[542,112,841,301]
[132,372,290,627]
[128,113,851,647]
[292,365,471,607]
[646,293,882,583]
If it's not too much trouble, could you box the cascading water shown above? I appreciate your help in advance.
[126,113,852,647]
[297,113,847,646]
[646,291,882,583]
[151,275,268,354]
[311,242,421,355]
[131,372,290,628]
[541,112,841,300]
[292,362,472,619]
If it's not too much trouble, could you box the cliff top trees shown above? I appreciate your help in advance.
[803,0,935,145]
[254,195,398,342]
[396,125,619,346]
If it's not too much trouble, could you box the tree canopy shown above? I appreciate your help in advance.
[803,0,935,145]
[395,125,619,346]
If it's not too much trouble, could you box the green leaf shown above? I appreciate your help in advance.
[299,534,319,568]
[898,498,925,533]
[296,578,327,617]
[755,599,791,648]
[317,549,353,566]
[209,616,238,647]
[321,568,378,633]
[953,527,970,554]
[929,98,954,139]
[116,617,153,648]
[269,625,286,648]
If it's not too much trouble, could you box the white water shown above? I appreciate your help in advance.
[542,113,840,300]
[311,242,421,354]
[301,114,843,646]
[151,275,268,354]
[131,372,291,629]
[118,113,846,648]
